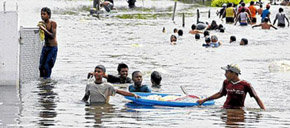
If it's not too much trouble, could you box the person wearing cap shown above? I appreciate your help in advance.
[217,3,227,18]
[197,64,265,110]
[210,35,222,47]
[129,71,151,93]
[261,4,271,23]
[82,65,139,104]
[87,63,132,84]
[252,17,277,29]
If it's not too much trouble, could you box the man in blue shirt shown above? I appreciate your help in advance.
[129,71,151,92]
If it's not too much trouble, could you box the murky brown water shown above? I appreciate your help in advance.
[1,0,290,127]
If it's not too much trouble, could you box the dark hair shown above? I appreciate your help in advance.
[279,8,283,13]
[173,28,178,33]
[41,7,51,18]
[230,36,236,42]
[220,28,225,33]
[178,29,183,36]
[241,8,245,12]
[205,37,211,42]
[227,3,232,7]
[191,24,196,30]
[260,4,262,8]
[195,34,200,39]
[204,30,210,37]
[151,71,162,85]
[241,38,248,45]
[170,35,177,42]
[132,71,141,78]
[117,63,128,73]
[250,1,254,5]
[241,2,245,7]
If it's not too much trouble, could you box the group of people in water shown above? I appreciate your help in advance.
[169,1,289,47]
[37,1,276,110]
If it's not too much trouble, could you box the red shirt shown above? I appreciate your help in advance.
[219,80,257,109]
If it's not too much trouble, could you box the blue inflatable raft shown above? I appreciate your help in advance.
[125,92,215,107]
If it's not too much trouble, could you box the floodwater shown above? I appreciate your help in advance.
[1,0,290,127]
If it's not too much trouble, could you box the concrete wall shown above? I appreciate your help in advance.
[0,11,19,86]
[19,27,42,83]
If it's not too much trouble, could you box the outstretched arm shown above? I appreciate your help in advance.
[253,95,265,110]
[252,24,261,28]
[116,89,140,98]
[197,92,223,105]
[286,17,290,27]
[271,24,278,30]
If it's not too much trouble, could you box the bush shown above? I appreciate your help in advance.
[211,0,257,7]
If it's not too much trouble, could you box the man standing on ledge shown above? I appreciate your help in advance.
[197,64,265,110]
[38,7,58,79]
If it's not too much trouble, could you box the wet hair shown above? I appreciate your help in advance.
[204,30,210,37]
[132,71,141,78]
[241,2,245,7]
[218,24,224,29]
[227,3,232,7]
[178,29,183,36]
[241,8,245,12]
[279,8,283,13]
[191,24,197,30]
[205,37,211,42]
[259,4,262,8]
[173,28,178,33]
[170,35,177,42]
[117,63,128,73]
[41,7,51,18]
[195,34,200,39]
[230,36,236,42]
[241,38,248,45]
[151,71,162,85]
[250,1,254,5]
[220,28,225,33]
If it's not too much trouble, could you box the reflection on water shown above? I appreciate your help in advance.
[37,80,58,127]
[84,103,115,127]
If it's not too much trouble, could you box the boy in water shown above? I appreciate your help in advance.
[273,8,289,27]
[252,17,277,29]
[189,24,203,35]
[87,63,132,84]
[82,65,139,104]
[38,7,58,79]
[197,64,265,110]
[128,71,151,92]
[151,71,162,89]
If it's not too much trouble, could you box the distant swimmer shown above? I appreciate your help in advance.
[230,36,236,43]
[170,35,177,45]
[151,71,162,89]
[189,24,203,35]
[129,71,151,93]
[202,37,211,47]
[210,35,222,47]
[240,38,248,45]
[197,64,266,110]
[252,17,277,29]
[273,8,289,27]
[82,65,139,104]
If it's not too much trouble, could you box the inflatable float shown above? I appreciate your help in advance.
[125,92,215,107]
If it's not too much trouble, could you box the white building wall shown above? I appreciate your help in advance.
[0,11,19,86]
